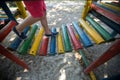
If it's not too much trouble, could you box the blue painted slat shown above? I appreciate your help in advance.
[72,21,93,47]
[49,27,57,55]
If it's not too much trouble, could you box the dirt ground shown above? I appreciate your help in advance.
[0,1,120,80]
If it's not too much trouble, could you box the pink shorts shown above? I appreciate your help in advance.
[24,1,46,18]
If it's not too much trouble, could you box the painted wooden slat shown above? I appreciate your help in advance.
[39,36,49,56]
[86,15,113,41]
[18,24,38,55]
[49,27,57,55]
[0,21,17,42]
[90,10,120,34]
[15,1,27,18]
[0,44,29,70]
[85,39,120,73]
[82,1,92,19]
[29,27,44,56]
[77,50,97,80]
[95,2,120,16]
[91,3,120,25]
[72,21,93,47]
[57,28,64,54]
[79,19,104,44]
[61,24,72,52]
[101,3,120,12]
[67,24,82,50]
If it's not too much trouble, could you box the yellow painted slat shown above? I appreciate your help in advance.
[29,27,44,56]
[101,3,120,12]
[15,1,27,18]
[89,71,96,80]
[57,28,64,54]
[82,0,92,19]
[79,19,104,44]
[16,1,32,27]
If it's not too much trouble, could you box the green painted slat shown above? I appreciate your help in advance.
[61,24,72,52]
[86,15,113,41]
[18,24,38,54]
[79,50,89,66]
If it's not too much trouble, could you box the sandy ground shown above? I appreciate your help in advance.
[0,1,120,80]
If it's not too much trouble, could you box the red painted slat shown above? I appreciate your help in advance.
[67,24,82,50]
[0,21,17,42]
[0,44,29,70]
[84,39,120,73]
[39,36,49,56]
[91,3,120,25]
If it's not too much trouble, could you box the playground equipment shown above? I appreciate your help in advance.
[0,1,30,69]
[49,28,57,55]
[80,0,120,79]
[79,18,104,44]
[85,39,120,73]
[94,2,120,16]
[101,2,120,12]
[0,21,16,42]
[8,1,30,51]
[30,27,44,56]
[15,1,27,18]
[0,19,29,69]
[0,44,29,70]
[91,3,120,25]
[72,21,93,47]
[90,10,120,34]
[0,0,120,79]
[57,28,64,54]
[39,36,49,56]
[67,24,82,50]
[61,24,72,52]
[86,15,113,41]
[67,23,96,80]
[82,0,120,79]
[18,24,38,55]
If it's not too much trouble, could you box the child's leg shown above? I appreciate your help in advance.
[16,14,52,35]
[16,1,50,34]
[23,1,52,35]
[16,16,41,33]
[13,1,57,39]
[39,12,51,35]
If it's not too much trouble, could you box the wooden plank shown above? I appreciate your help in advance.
[79,19,104,44]
[86,15,113,41]
[85,39,120,73]
[39,36,49,56]
[29,27,44,56]
[57,28,64,54]
[72,21,93,47]
[18,24,38,54]
[0,44,29,70]
[67,24,82,50]
[0,21,17,42]
[49,27,57,55]
[91,3,120,25]
[61,24,72,52]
